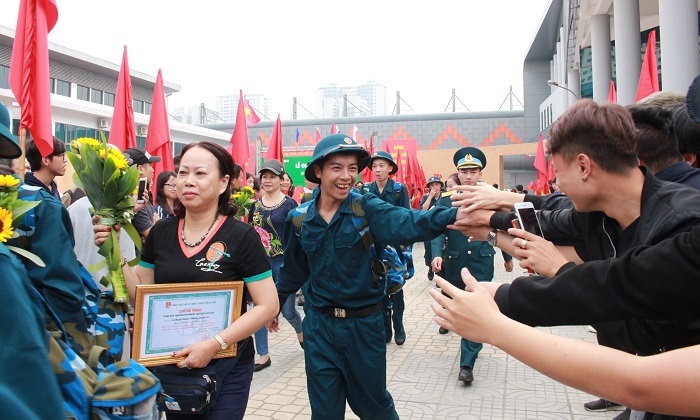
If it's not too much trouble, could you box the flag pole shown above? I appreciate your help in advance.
[18,127,26,180]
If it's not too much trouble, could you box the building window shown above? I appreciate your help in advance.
[50,77,56,94]
[133,99,144,114]
[144,102,152,115]
[0,65,9,89]
[77,85,90,101]
[104,92,115,107]
[55,79,71,97]
[55,122,99,144]
[136,137,146,149]
[91,89,103,105]
[173,142,185,157]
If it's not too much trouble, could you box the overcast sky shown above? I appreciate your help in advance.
[2,0,550,120]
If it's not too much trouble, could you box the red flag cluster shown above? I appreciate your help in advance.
[360,133,375,184]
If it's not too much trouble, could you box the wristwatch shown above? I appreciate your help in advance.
[487,229,499,247]
[213,334,228,350]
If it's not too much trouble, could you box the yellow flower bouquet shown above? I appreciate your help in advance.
[67,137,141,302]
[232,186,255,218]
[0,174,43,265]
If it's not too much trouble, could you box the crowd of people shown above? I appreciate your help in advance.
[2,74,700,419]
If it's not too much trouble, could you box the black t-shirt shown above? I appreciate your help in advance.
[140,215,272,361]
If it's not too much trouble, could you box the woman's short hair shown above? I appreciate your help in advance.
[173,142,238,217]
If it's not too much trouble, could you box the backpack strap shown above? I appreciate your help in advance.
[393,182,405,203]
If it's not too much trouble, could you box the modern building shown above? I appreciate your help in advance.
[216,92,273,122]
[524,0,700,141]
[0,24,230,194]
[318,81,389,117]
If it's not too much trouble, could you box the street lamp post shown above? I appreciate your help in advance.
[547,80,580,100]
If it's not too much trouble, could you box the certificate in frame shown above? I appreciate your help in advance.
[132,281,244,366]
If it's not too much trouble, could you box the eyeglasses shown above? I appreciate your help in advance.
[164,183,176,189]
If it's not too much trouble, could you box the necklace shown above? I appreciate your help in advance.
[181,214,220,248]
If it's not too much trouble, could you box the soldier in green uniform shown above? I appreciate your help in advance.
[431,147,513,384]
[420,176,444,281]
[276,134,463,419]
[362,150,411,345]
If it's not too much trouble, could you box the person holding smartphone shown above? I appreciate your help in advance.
[430,147,513,384]
[124,147,162,242]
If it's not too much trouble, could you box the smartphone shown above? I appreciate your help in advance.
[514,202,544,238]
[137,177,147,204]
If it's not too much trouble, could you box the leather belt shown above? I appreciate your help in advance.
[316,302,382,319]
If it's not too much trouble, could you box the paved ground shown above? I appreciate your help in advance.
[245,243,624,419]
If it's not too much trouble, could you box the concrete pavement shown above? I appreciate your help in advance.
[245,243,624,419]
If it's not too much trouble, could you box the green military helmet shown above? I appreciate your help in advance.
[0,101,21,159]
[453,146,487,170]
[305,134,370,183]
[368,150,398,175]
[426,176,443,188]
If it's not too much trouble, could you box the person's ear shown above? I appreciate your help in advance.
[578,154,591,180]
[220,174,230,194]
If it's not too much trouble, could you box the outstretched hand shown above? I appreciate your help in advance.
[429,269,504,344]
[450,184,516,212]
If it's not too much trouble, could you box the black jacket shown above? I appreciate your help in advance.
[495,168,700,355]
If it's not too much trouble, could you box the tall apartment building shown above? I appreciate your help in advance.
[216,93,273,122]
[318,81,388,117]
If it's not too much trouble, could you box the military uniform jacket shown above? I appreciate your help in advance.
[363,179,410,208]
[278,191,457,310]
[431,194,497,284]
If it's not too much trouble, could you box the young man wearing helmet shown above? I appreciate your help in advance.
[273,134,463,419]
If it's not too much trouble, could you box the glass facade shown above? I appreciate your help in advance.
[105,92,115,107]
[0,65,9,89]
[91,89,103,104]
[77,85,90,101]
[55,79,71,97]
[55,122,107,144]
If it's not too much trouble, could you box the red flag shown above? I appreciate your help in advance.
[608,80,617,103]
[315,127,322,143]
[108,46,136,151]
[145,69,174,201]
[331,122,339,134]
[636,30,660,102]
[534,134,548,193]
[230,90,251,173]
[265,114,283,162]
[9,0,58,157]
[243,97,260,127]
[361,133,375,184]
[547,158,556,181]
[292,185,305,204]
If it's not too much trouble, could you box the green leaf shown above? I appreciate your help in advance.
[102,153,117,186]
[72,172,85,191]
[116,166,140,198]
[67,151,85,172]
[6,245,46,267]
[11,200,40,228]
[82,145,104,188]
[103,178,119,208]
[80,175,107,209]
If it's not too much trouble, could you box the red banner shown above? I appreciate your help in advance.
[382,139,417,185]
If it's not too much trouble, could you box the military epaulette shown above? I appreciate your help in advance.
[441,191,455,198]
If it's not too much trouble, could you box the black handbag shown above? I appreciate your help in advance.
[149,353,241,415]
